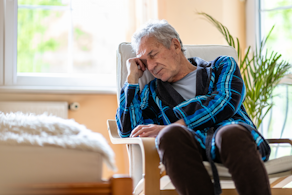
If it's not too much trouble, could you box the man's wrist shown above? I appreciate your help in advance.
[127,74,139,84]
[175,119,186,126]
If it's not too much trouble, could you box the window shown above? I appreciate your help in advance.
[1,0,130,93]
[259,0,292,66]
[0,1,3,86]
[247,0,292,162]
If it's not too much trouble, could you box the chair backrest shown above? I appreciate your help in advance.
[116,42,238,100]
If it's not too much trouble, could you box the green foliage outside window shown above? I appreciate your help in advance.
[18,0,66,6]
[261,0,292,65]
[17,0,92,73]
[17,0,64,73]
[265,9,292,65]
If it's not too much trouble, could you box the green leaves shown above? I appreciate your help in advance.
[17,2,63,73]
[199,12,291,128]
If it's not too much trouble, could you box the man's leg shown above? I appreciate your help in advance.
[156,124,214,195]
[215,124,271,195]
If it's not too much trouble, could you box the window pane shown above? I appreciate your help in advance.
[260,85,292,159]
[261,8,292,69]
[17,8,69,73]
[261,0,292,10]
[71,0,125,74]
[17,0,126,75]
[18,0,68,6]
[260,1,292,162]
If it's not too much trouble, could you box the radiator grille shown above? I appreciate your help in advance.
[0,101,68,119]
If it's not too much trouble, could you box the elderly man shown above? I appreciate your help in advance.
[116,20,271,195]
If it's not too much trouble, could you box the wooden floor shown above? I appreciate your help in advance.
[1,177,291,195]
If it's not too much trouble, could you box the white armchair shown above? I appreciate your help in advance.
[108,43,292,195]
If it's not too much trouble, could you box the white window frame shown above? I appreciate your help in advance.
[246,0,292,85]
[0,0,117,94]
[0,0,4,86]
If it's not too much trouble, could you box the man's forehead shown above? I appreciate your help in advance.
[136,36,160,57]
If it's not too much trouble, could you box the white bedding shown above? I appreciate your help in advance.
[0,145,103,184]
[0,112,116,171]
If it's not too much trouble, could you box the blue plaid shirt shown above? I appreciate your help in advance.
[116,56,270,161]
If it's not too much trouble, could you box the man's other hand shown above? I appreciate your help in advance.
[174,119,186,126]
[130,124,165,138]
[126,57,146,84]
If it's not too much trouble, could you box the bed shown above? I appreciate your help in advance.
[0,112,132,195]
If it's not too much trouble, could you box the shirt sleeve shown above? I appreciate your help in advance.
[115,81,160,138]
[173,56,246,130]
[115,82,143,137]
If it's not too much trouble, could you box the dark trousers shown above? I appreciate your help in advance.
[156,124,271,195]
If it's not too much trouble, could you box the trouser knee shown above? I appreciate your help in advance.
[156,124,187,151]
[215,124,257,162]
[216,124,254,149]
[156,124,203,161]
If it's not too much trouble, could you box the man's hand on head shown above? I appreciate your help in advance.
[130,124,165,138]
[126,57,147,84]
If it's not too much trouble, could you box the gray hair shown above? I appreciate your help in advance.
[131,20,186,54]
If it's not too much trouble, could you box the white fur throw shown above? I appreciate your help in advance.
[0,112,116,171]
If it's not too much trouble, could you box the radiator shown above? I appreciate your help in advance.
[0,101,68,119]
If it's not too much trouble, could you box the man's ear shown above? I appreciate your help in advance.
[172,38,181,53]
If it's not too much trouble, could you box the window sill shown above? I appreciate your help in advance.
[0,85,117,94]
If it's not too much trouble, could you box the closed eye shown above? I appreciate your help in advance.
[150,53,158,59]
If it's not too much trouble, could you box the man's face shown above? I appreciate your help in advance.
[136,36,182,82]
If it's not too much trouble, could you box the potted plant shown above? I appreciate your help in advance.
[199,13,291,128]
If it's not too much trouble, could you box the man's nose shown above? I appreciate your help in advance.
[147,59,156,71]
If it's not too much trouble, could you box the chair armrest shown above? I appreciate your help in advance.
[107,119,161,195]
[267,139,292,146]
[107,119,142,144]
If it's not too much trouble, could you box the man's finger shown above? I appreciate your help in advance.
[131,125,146,137]
[131,126,152,137]
[139,59,147,71]
[130,126,140,137]
[136,58,146,71]
[131,128,145,137]
[138,130,154,137]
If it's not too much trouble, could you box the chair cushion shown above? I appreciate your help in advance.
[203,155,292,177]
[264,155,292,175]
[154,155,292,193]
